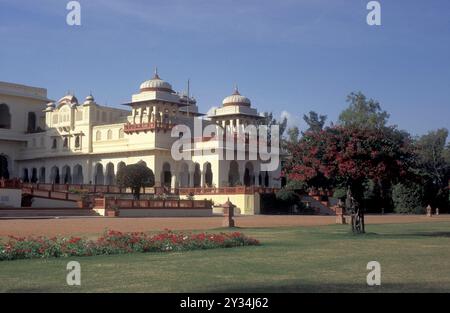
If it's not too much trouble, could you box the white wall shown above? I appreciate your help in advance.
[0,188,22,208]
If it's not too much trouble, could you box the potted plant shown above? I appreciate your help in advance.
[107,204,120,217]
[71,189,90,208]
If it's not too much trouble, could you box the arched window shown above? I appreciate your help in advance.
[52,138,58,149]
[75,135,81,148]
[0,155,10,179]
[107,129,112,140]
[63,137,68,148]
[27,112,36,132]
[96,130,102,141]
[118,128,124,139]
[0,104,11,129]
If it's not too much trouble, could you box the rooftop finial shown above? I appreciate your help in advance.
[154,67,160,79]
[233,84,240,95]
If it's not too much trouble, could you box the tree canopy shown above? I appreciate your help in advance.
[116,162,155,199]
[338,92,389,129]
[303,111,327,133]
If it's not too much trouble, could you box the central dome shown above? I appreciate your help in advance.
[222,87,251,107]
[140,70,173,93]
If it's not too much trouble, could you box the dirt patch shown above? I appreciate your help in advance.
[0,215,449,238]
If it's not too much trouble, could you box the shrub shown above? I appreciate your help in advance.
[0,230,260,261]
[284,180,308,192]
[333,188,347,200]
[276,188,300,205]
[392,183,425,214]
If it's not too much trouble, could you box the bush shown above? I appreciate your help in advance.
[275,188,300,205]
[392,183,425,214]
[284,180,308,192]
[333,188,347,200]
[0,230,260,261]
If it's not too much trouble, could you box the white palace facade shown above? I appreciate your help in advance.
[0,72,281,194]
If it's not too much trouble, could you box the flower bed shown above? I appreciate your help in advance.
[0,230,260,261]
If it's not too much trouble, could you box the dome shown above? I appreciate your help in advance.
[140,70,173,93]
[83,94,96,106]
[222,87,251,107]
[58,94,78,105]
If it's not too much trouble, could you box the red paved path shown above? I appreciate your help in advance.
[1,215,449,237]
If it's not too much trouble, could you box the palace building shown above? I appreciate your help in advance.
[0,72,281,203]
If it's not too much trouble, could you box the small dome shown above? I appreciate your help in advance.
[140,69,173,93]
[179,93,197,105]
[83,94,96,106]
[222,87,251,107]
[58,94,78,105]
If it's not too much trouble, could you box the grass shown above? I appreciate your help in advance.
[1,222,450,292]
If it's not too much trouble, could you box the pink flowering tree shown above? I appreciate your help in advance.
[284,125,414,233]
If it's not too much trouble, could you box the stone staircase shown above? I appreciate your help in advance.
[300,194,338,215]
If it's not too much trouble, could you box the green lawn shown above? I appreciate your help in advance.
[1,222,450,293]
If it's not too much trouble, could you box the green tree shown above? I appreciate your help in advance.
[259,112,288,137]
[338,92,389,129]
[116,163,155,200]
[303,111,327,133]
[287,126,300,144]
[392,183,425,214]
[414,128,450,210]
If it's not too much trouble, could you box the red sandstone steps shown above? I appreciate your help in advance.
[0,208,100,218]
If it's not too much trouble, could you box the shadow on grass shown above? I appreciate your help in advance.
[361,231,450,239]
[4,282,448,293]
[205,281,448,293]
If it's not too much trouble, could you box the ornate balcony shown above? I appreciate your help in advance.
[123,121,175,134]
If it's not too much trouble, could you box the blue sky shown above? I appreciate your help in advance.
[1,0,449,136]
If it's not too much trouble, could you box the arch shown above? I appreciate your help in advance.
[107,129,112,140]
[161,162,171,187]
[63,137,69,148]
[94,163,104,185]
[31,168,38,183]
[264,171,269,187]
[228,161,240,187]
[0,104,11,129]
[118,128,124,139]
[244,162,255,186]
[50,166,60,184]
[39,167,46,183]
[52,138,57,149]
[204,162,213,187]
[73,164,84,184]
[0,155,10,179]
[22,168,30,183]
[179,163,190,187]
[75,135,81,148]
[117,161,126,175]
[193,163,201,187]
[96,130,102,141]
[27,112,37,132]
[105,162,115,185]
[62,165,72,184]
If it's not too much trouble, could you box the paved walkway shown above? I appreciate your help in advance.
[1,214,449,237]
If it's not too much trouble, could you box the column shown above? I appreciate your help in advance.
[171,173,177,189]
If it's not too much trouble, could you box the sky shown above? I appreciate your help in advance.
[0,0,449,136]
